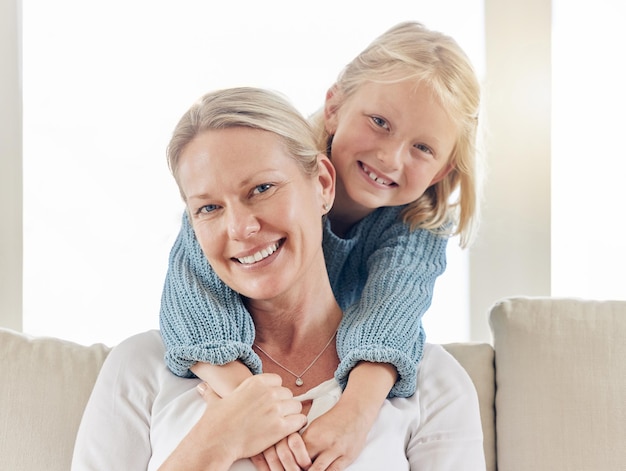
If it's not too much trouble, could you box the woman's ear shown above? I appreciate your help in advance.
[324,84,342,135]
[316,153,336,211]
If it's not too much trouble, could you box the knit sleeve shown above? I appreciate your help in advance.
[159,212,262,378]
[334,224,448,398]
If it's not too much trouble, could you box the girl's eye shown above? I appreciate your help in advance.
[252,183,273,195]
[198,204,219,214]
[371,116,389,130]
[415,143,434,155]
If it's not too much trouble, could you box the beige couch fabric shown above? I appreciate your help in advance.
[0,328,110,471]
[490,297,626,471]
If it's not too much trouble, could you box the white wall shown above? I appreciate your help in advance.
[470,0,552,340]
[14,0,485,346]
[551,0,626,299]
[6,1,624,344]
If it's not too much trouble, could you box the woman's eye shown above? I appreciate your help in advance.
[371,116,389,130]
[252,183,273,195]
[198,204,219,214]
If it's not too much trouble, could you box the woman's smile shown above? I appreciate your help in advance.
[234,239,284,265]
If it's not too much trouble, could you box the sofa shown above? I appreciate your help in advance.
[1,296,625,471]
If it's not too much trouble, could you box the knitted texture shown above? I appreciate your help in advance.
[160,206,447,397]
[323,206,447,397]
[160,213,261,378]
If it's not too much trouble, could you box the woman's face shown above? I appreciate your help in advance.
[176,127,334,302]
[325,80,456,215]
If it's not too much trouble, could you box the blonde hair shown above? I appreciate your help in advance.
[168,87,320,196]
[311,21,482,247]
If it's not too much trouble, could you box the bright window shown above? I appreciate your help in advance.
[23,0,485,346]
[551,0,626,300]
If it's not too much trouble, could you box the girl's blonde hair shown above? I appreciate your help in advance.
[168,87,320,198]
[312,21,482,247]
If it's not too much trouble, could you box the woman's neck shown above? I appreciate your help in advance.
[249,289,342,353]
[248,288,342,397]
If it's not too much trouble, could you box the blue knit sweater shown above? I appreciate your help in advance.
[160,205,447,398]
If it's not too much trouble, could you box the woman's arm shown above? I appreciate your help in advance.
[160,377,308,471]
[406,345,485,470]
[72,333,160,470]
[73,331,306,470]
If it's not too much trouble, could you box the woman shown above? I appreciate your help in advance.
[72,87,485,470]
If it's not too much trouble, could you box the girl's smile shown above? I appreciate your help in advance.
[358,161,397,187]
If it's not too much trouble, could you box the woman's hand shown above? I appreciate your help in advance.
[160,374,307,471]
[198,374,308,460]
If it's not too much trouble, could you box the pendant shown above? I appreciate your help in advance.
[295,377,304,387]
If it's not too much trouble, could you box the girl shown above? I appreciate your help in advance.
[160,21,481,469]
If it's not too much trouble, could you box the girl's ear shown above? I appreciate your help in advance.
[316,153,336,211]
[324,84,342,135]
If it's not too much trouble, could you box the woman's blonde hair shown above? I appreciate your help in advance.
[168,87,321,197]
[311,21,482,247]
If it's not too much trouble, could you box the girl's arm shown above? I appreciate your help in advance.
[301,361,397,469]
[300,209,447,468]
[333,213,448,398]
[163,214,302,469]
[160,212,261,389]
[190,361,253,398]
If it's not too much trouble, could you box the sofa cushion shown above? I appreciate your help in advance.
[0,328,110,471]
[490,297,626,471]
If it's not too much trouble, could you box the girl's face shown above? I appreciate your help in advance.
[325,79,456,219]
[176,127,334,303]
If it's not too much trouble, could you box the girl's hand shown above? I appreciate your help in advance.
[300,402,370,471]
[300,362,396,470]
[250,433,312,471]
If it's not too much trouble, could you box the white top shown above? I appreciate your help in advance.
[72,330,485,470]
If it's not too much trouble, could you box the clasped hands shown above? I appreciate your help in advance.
[197,374,369,471]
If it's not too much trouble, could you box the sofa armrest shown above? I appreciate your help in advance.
[490,296,626,471]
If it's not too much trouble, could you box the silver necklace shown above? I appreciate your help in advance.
[254,330,337,387]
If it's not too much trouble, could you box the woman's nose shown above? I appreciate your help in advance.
[227,205,260,240]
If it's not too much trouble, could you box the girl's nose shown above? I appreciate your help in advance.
[376,141,403,171]
[227,205,260,240]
